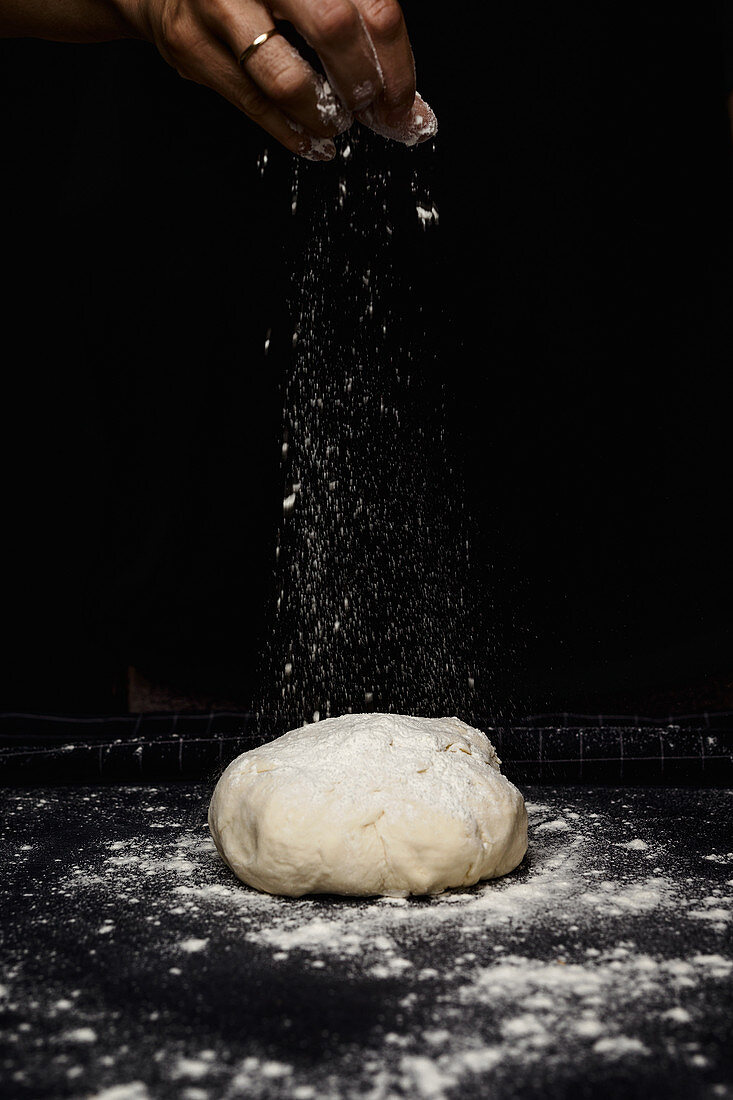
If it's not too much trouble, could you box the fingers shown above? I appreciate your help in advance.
[270,0,437,146]
[272,0,383,114]
[166,29,338,159]
[155,0,435,158]
[243,36,352,137]
[205,7,353,140]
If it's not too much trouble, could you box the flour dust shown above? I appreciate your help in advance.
[255,133,483,734]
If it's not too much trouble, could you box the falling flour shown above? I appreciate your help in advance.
[255,131,485,734]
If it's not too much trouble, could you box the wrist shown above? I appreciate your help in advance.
[0,0,145,43]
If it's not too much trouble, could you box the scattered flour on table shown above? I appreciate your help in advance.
[88,1085,151,1100]
[5,788,732,1100]
[38,797,732,1095]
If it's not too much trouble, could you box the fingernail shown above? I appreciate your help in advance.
[359,92,438,146]
[288,117,336,162]
[314,76,352,135]
[351,80,378,112]
[399,93,439,145]
[299,135,337,162]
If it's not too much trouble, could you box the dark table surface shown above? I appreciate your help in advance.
[1,782,731,1099]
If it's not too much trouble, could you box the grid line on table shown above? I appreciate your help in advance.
[519,711,733,727]
[0,735,253,759]
[2,710,733,729]
[510,754,732,763]
[1,724,731,787]
[4,745,729,763]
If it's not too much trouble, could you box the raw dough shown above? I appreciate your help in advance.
[208,713,528,898]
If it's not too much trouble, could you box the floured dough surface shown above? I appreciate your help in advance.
[208,713,528,898]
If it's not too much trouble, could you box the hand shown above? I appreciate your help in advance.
[118,0,437,159]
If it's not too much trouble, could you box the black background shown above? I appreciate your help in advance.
[2,1,732,717]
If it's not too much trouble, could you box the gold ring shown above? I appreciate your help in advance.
[238,28,280,68]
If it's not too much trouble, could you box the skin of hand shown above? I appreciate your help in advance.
[113,0,436,159]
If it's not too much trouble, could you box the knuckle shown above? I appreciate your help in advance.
[267,63,310,106]
[361,0,404,42]
[160,4,191,56]
[310,0,361,44]
[239,81,269,119]
[200,0,229,20]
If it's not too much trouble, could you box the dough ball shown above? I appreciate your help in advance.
[208,713,528,898]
